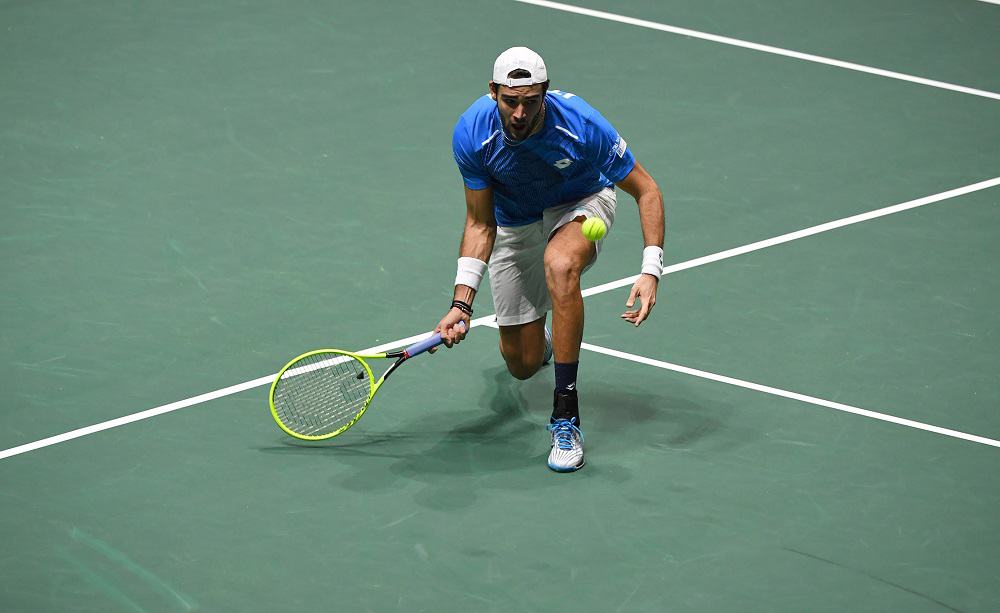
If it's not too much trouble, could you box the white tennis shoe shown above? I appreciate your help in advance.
[547,417,584,472]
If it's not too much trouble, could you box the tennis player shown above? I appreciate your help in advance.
[434,47,665,472]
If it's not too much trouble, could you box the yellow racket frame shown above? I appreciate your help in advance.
[268,349,390,441]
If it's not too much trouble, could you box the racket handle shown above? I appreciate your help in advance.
[404,321,467,358]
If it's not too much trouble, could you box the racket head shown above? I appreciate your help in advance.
[269,349,381,440]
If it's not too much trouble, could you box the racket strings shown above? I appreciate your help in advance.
[272,353,372,436]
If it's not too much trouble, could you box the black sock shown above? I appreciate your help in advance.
[554,361,578,393]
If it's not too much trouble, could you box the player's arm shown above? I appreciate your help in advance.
[435,185,497,347]
[615,160,664,326]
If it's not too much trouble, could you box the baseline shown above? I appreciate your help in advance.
[514,0,1000,101]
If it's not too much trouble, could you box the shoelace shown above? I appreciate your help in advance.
[548,418,583,450]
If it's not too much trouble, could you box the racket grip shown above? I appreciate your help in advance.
[405,321,467,358]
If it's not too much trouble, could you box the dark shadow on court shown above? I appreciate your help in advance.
[343,368,541,497]
[586,387,731,449]
[255,367,543,504]
[255,365,745,511]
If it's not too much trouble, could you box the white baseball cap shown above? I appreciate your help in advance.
[492,46,548,87]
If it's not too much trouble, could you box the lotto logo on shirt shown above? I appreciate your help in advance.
[611,136,628,158]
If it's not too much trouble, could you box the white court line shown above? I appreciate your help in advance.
[514,0,1000,102]
[0,319,496,461]
[582,176,1000,297]
[1,177,997,461]
[582,343,1000,448]
[452,320,1000,448]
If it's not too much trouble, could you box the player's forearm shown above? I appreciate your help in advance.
[454,220,496,304]
[459,218,496,262]
[616,162,664,249]
[636,188,665,248]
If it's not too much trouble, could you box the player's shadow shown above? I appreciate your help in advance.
[328,367,539,499]
[258,364,740,511]
[353,367,731,510]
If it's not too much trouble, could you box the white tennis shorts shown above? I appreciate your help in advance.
[488,187,617,326]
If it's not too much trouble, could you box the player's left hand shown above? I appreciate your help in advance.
[621,274,659,326]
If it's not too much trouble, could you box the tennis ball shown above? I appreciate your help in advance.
[581,217,607,241]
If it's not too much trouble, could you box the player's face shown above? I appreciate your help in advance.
[492,83,546,141]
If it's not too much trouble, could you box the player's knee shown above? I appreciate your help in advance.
[543,253,583,286]
[500,347,542,380]
[506,362,538,380]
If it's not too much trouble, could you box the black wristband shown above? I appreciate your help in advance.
[451,300,473,316]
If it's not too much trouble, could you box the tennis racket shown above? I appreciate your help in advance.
[269,322,466,440]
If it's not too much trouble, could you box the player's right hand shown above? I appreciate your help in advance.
[430,308,470,352]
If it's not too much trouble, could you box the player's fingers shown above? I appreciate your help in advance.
[625,284,639,308]
[435,317,469,351]
[450,320,470,345]
[639,290,656,312]
[633,300,651,326]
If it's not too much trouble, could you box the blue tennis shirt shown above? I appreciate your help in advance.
[452,90,636,227]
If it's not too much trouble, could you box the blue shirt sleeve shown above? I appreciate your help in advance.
[582,109,636,183]
[452,117,492,190]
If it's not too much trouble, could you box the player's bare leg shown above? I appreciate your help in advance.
[541,216,593,472]
[497,316,548,380]
[543,217,593,365]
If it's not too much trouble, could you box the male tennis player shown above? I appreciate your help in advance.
[434,47,665,472]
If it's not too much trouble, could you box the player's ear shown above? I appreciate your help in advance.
[488,82,497,100]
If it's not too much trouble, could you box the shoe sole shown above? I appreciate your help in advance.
[548,458,585,473]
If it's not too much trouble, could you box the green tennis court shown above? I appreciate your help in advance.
[2,1,998,611]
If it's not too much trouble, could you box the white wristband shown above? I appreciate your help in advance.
[455,257,488,292]
[641,246,663,278]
